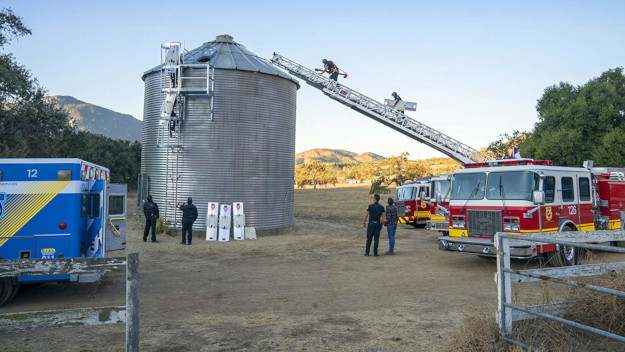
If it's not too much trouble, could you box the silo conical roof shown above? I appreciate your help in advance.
[142,34,299,87]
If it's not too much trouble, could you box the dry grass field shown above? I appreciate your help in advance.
[1,184,624,351]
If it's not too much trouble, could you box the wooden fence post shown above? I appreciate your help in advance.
[126,253,139,352]
[496,233,513,335]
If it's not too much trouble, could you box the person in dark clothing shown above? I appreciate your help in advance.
[179,197,198,245]
[392,92,406,114]
[143,195,159,243]
[169,100,178,137]
[384,198,399,255]
[321,59,340,81]
[363,194,387,256]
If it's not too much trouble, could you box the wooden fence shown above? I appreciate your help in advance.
[0,253,139,351]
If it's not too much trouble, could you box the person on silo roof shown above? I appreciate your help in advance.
[180,197,198,245]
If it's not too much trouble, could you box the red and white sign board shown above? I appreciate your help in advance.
[218,204,231,242]
[233,202,245,240]
[206,202,219,241]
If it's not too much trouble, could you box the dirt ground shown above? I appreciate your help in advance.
[0,184,622,351]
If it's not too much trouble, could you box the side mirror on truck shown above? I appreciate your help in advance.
[436,192,442,204]
[419,191,426,201]
[532,190,545,205]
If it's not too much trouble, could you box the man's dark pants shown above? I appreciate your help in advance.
[365,221,382,255]
[143,217,157,242]
[182,220,193,244]
[330,72,338,81]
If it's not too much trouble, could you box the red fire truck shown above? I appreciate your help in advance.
[395,177,431,227]
[426,174,451,236]
[438,159,625,266]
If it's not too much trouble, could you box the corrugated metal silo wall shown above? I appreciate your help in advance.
[141,68,297,232]
[140,72,166,209]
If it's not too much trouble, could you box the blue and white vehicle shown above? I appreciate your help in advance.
[0,158,127,305]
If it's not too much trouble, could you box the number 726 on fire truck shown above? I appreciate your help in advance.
[438,159,625,266]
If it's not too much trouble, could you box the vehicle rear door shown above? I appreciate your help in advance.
[105,183,127,252]
[86,179,105,257]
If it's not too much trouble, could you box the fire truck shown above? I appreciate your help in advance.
[0,159,127,305]
[395,177,431,227]
[437,159,625,266]
[426,174,451,236]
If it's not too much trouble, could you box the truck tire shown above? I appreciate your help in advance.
[0,277,15,306]
[8,283,20,302]
[547,227,577,267]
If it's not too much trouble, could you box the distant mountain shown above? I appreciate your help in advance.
[295,148,385,165]
[45,95,142,142]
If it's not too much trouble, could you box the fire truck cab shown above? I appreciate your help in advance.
[395,177,431,227]
[438,159,625,266]
[426,174,451,235]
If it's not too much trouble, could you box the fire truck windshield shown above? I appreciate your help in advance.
[486,171,539,200]
[396,186,416,201]
[450,173,485,200]
[432,180,451,201]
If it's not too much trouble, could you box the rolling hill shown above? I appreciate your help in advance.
[295,148,385,165]
[45,95,142,142]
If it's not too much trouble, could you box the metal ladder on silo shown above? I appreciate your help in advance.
[269,53,491,164]
[157,42,215,228]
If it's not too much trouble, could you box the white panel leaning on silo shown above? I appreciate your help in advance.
[218,204,232,242]
[244,227,257,240]
[233,202,245,240]
[206,202,219,241]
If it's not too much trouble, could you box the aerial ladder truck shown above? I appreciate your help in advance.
[270,53,491,165]
[269,54,490,233]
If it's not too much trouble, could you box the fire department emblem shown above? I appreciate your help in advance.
[545,207,553,221]
[421,202,426,209]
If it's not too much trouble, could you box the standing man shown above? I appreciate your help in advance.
[143,195,159,243]
[363,194,386,256]
[384,198,399,255]
[179,197,198,245]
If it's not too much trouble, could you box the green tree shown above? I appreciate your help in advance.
[369,153,431,194]
[0,8,72,157]
[0,8,142,188]
[294,161,328,189]
[522,68,625,166]
[485,130,530,159]
[0,8,30,47]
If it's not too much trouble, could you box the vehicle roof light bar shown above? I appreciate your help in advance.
[463,159,553,168]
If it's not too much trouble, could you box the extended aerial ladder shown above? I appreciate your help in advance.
[270,53,491,164]
[158,42,214,227]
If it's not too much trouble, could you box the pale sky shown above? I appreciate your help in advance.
[4,1,624,158]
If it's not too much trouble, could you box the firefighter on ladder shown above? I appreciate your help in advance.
[169,99,179,137]
[319,59,347,81]
[392,92,406,114]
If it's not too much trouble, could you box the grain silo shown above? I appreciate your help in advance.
[140,34,299,234]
